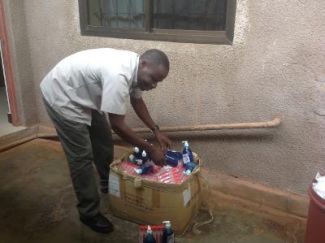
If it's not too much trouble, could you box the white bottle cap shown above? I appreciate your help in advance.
[147,225,152,233]
[184,169,192,175]
[135,168,143,174]
[134,147,140,153]
[182,141,189,146]
[142,150,147,157]
[162,221,171,228]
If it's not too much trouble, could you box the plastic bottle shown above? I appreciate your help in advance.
[135,162,154,175]
[182,141,193,166]
[129,146,141,164]
[128,154,135,163]
[162,221,175,243]
[130,147,152,166]
[143,225,156,243]
[134,146,140,155]
[184,161,197,175]
[165,150,182,167]
[141,150,150,164]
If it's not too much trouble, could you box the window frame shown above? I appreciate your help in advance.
[78,0,236,44]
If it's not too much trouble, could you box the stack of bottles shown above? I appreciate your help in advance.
[140,221,175,243]
[120,140,198,184]
[128,147,155,175]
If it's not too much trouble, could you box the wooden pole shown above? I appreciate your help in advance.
[132,117,281,133]
[35,117,281,139]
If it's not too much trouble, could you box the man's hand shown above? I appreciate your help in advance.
[108,112,167,166]
[154,130,172,151]
[148,146,166,166]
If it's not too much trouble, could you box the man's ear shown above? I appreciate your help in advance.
[139,59,148,68]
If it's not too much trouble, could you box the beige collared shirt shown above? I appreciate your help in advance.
[40,48,142,125]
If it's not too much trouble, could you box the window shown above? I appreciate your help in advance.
[79,0,236,44]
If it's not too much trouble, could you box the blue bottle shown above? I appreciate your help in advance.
[141,150,150,164]
[165,150,182,167]
[135,162,154,175]
[182,141,193,166]
[143,225,156,243]
[133,147,141,159]
[129,147,151,166]
[129,146,141,164]
[162,221,175,243]
[184,161,197,175]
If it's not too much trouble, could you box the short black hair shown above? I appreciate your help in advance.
[140,49,169,70]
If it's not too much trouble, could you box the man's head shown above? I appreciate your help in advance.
[137,49,169,91]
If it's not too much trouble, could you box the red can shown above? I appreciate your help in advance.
[305,185,325,243]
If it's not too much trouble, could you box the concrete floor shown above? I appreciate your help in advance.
[0,139,304,243]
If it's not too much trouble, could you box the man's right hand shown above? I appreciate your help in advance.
[108,113,166,165]
[148,146,165,166]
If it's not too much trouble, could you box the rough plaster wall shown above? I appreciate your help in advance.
[6,0,325,194]
[3,0,38,125]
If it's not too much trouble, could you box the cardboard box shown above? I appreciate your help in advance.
[108,153,201,234]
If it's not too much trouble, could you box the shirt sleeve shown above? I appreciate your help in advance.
[130,87,143,99]
[100,73,129,115]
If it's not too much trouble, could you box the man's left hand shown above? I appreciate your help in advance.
[154,131,172,151]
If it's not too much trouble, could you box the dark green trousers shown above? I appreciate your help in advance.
[43,98,113,218]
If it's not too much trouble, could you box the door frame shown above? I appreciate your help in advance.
[0,0,19,125]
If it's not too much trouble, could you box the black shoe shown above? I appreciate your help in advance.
[100,180,108,194]
[100,186,108,194]
[80,213,114,234]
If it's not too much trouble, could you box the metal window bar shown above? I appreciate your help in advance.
[98,0,104,26]
[128,0,131,28]
[115,0,119,28]
[172,0,175,29]
[100,0,107,27]
[189,0,193,30]
[144,0,152,31]
[155,0,159,29]
[204,0,209,30]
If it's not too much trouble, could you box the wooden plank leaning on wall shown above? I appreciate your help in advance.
[0,0,19,125]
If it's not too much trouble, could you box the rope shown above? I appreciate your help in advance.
[191,173,214,235]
